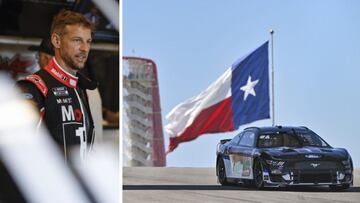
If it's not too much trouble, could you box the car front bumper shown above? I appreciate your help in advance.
[262,169,353,186]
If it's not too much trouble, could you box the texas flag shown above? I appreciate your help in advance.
[165,41,270,153]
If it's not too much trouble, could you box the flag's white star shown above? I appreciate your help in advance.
[240,76,259,101]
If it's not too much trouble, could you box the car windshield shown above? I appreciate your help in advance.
[257,131,329,148]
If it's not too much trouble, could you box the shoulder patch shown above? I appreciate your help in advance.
[24,74,48,97]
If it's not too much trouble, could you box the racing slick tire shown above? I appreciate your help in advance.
[253,159,265,189]
[217,158,229,185]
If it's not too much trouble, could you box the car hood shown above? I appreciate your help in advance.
[262,146,348,160]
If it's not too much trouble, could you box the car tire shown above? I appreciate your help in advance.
[253,159,264,189]
[329,184,350,191]
[217,158,229,185]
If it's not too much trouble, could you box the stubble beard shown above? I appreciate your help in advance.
[62,51,87,71]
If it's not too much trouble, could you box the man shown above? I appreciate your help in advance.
[17,10,96,163]
[30,35,105,145]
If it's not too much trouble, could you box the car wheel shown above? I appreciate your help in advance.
[217,158,229,185]
[329,184,350,191]
[253,159,264,189]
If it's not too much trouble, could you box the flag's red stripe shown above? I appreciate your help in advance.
[168,97,234,152]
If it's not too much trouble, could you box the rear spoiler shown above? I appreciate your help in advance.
[220,139,231,144]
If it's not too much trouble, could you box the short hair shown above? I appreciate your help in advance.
[50,9,95,36]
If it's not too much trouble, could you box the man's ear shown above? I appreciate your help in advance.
[51,33,61,49]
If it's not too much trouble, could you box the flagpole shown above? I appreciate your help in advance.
[270,29,275,126]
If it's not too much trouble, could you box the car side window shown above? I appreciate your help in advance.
[283,133,301,147]
[298,132,329,147]
[238,131,255,147]
[230,132,243,145]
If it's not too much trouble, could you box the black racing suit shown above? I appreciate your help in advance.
[17,58,96,162]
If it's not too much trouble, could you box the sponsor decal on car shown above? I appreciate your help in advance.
[230,155,252,177]
[305,154,322,158]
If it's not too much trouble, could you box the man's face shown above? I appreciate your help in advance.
[58,24,92,70]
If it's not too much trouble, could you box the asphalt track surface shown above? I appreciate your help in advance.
[123,167,360,203]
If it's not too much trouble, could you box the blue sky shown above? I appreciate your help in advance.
[123,0,360,167]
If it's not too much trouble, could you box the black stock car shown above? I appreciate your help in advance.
[216,126,353,190]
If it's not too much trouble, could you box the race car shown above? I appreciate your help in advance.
[216,126,353,190]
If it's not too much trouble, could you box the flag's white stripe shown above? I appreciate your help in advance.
[165,68,232,138]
